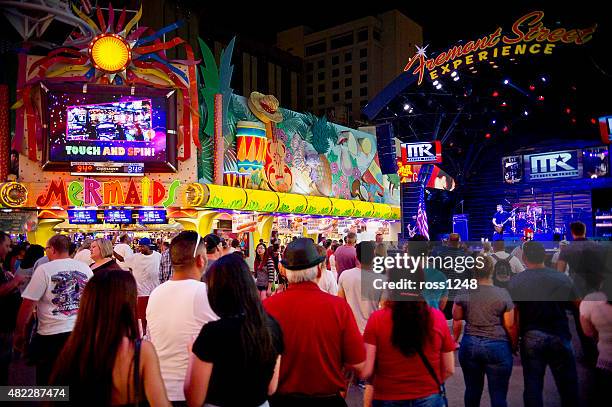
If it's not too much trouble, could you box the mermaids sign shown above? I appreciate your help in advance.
[35,178,181,208]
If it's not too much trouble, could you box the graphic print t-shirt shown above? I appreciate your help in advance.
[22,258,93,336]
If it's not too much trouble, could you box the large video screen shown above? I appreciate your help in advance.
[583,147,609,179]
[42,83,177,172]
[66,99,154,142]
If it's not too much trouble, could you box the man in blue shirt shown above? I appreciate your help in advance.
[492,204,511,240]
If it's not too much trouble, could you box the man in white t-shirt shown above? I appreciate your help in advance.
[146,231,217,403]
[338,241,382,333]
[14,235,93,384]
[114,234,133,271]
[490,240,525,275]
[115,237,160,296]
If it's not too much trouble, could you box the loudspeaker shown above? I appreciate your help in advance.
[375,123,398,175]
[452,214,469,241]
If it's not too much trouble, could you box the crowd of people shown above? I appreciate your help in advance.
[0,222,610,407]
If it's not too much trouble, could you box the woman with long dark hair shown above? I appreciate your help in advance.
[362,240,455,407]
[15,244,44,293]
[265,245,279,296]
[254,243,270,300]
[50,269,169,406]
[185,254,282,407]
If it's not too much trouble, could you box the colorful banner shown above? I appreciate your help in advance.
[305,218,338,234]
[232,213,258,233]
[502,155,523,184]
[0,211,38,232]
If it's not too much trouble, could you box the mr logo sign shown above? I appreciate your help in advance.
[401,141,442,164]
[527,150,580,180]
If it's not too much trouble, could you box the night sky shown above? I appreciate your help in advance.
[196,0,609,51]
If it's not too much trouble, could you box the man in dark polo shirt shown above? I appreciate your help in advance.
[557,221,605,297]
[508,241,579,407]
[264,238,366,407]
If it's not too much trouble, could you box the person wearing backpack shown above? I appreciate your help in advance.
[490,240,524,288]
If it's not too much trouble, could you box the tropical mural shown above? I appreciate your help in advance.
[197,38,400,206]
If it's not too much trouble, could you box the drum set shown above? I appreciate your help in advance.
[508,202,552,236]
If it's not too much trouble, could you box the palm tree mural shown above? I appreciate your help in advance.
[197,37,236,184]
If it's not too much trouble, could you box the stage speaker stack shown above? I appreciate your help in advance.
[452,214,469,241]
[375,122,398,175]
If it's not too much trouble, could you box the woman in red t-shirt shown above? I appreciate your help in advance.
[362,256,455,406]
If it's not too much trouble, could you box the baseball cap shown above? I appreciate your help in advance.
[139,237,152,246]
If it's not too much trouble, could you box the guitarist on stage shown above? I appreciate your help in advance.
[492,204,511,240]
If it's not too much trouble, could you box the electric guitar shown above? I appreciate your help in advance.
[494,208,517,233]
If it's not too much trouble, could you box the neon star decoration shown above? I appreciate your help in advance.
[415,44,429,58]
[15,3,200,161]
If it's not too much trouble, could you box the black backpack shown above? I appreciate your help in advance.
[492,254,513,287]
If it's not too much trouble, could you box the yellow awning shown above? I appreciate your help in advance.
[185,183,399,220]
[305,196,333,216]
[244,189,280,212]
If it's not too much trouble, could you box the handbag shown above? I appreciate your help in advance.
[416,348,449,407]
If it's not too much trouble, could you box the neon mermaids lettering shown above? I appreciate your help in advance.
[36,178,180,208]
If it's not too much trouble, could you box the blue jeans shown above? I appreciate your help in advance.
[458,334,513,407]
[520,330,578,407]
[373,393,445,407]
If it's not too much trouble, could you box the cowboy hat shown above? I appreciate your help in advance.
[248,91,284,123]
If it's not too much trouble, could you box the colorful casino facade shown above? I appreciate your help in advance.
[0,5,401,251]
